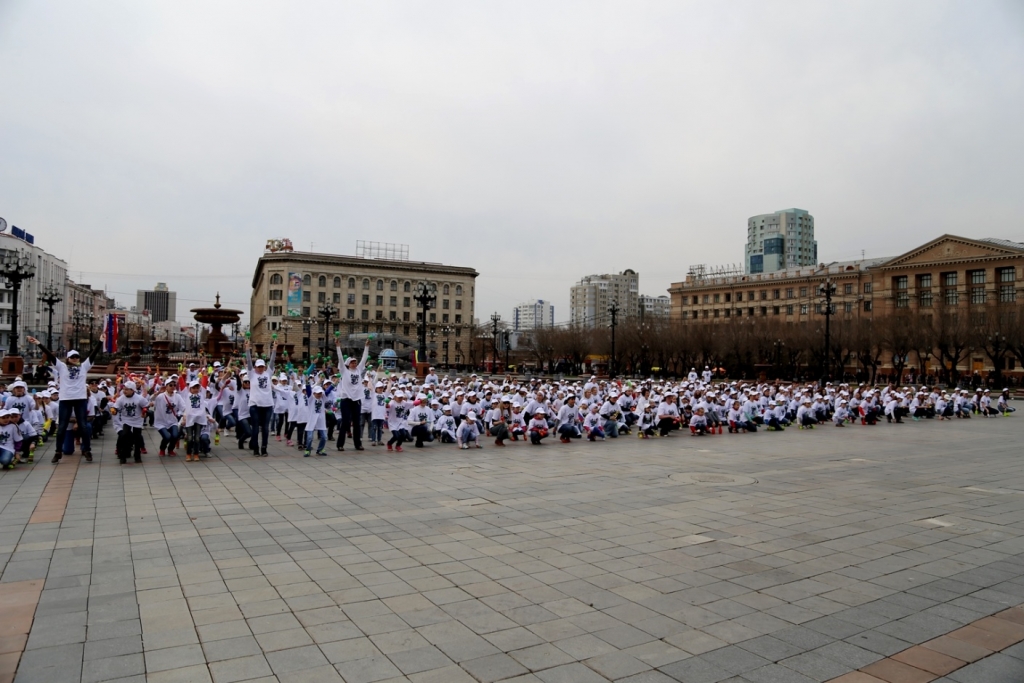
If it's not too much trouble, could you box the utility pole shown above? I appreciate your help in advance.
[818,278,836,388]
[490,313,501,373]
[503,330,510,373]
[608,301,620,379]
[39,284,63,351]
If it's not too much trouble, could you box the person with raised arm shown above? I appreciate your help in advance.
[244,338,276,456]
[26,332,104,463]
[336,337,370,452]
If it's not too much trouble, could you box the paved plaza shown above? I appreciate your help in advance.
[2,417,1024,683]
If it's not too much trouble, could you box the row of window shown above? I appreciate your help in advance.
[895,285,1016,308]
[267,320,468,339]
[683,301,872,319]
[267,273,469,296]
[894,267,1015,291]
[266,305,465,324]
[267,290,466,311]
[688,282,867,306]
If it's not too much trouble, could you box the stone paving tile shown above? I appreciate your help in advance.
[3,418,1024,682]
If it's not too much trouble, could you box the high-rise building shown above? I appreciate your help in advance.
[639,294,670,320]
[569,269,639,327]
[745,208,817,274]
[137,282,177,323]
[512,300,554,331]
[0,231,69,353]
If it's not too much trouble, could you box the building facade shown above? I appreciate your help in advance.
[745,208,817,274]
[639,294,671,320]
[65,282,112,350]
[513,299,554,330]
[137,282,177,323]
[250,250,478,364]
[0,232,69,355]
[669,234,1024,377]
[569,269,639,327]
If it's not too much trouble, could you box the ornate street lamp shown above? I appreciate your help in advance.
[413,282,437,360]
[39,283,63,351]
[1,250,37,374]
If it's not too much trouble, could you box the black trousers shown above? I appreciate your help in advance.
[337,398,362,449]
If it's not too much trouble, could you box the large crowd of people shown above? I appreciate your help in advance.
[0,335,1016,470]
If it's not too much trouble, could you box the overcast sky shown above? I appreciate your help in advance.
[1,0,1022,326]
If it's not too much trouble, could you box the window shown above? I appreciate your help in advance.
[971,286,986,305]
[969,269,986,285]
[800,287,808,297]
[389,296,397,306]
[302,306,310,317]
[760,290,768,300]
[703,310,709,319]
[844,283,853,295]
[692,296,699,305]
[302,291,311,302]
[403,312,410,321]
[749,291,756,300]
[333,277,341,288]
[318,275,326,287]
[403,281,411,292]
[346,293,354,304]
[895,276,908,291]
[376,279,383,291]
[390,280,398,291]
[725,293,731,303]
[772,306,780,315]
[786,305,794,315]
[455,300,462,310]
[443,284,450,295]
[362,278,370,289]
[376,295,384,306]
[748,307,755,316]
[389,311,397,320]
[800,304,808,315]
[361,310,368,320]
[403,297,410,307]
[864,301,872,312]
[896,292,909,308]
[702,294,710,304]
[442,299,450,309]
[348,278,355,288]
[455,285,463,296]
[269,274,283,285]
[943,272,958,287]
[760,306,768,316]
[1000,285,1016,303]
[863,283,872,294]
[713,294,720,303]
[269,306,282,316]
[303,274,311,286]
[268,289,283,300]
[713,309,719,318]
[945,289,959,305]
[736,309,743,317]
[346,309,354,319]
[455,314,462,323]
[317,292,326,303]
[361,294,369,305]
[429,313,436,323]
[844,302,853,313]
[786,288,794,299]
[918,274,932,288]
[920,291,933,308]
[736,292,743,302]
[773,289,780,300]
[376,311,383,320]
[724,309,730,318]
[442,313,449,323]
[999,267,1016,283]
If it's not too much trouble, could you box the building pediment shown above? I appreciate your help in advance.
[882,235,1024,268]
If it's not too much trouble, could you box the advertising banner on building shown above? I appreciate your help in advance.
[287,272,302,317]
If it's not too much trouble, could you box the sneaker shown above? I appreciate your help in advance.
[387,444,393,452]
[159,450,166,456]
[140,449,147,454]
[395,446,403,452]
[460,444,468,450]
[355,446,364,451]
[304,450,311,457]
[286,440,293,446]
[261,449,268,457]
[51,455,61,464]
[84,453,93,462]
[316,451,327,456]
[276,435,282,442]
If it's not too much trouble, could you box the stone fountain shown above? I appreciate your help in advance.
[191,293,243,357]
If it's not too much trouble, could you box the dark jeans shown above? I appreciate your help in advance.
[117,426,143,462]
[250,405,272,453]
[56,399,91,458]
[411,424,433,447]
[337,398,362,449]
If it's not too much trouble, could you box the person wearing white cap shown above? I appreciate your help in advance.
[457,410,481,449]
[435,404,457,444]
[424,367,439,387]
[26,331,105,463]
[408,394,434,448]
[386,390,409,452]
[335,338,371,452]
[244,338,277,456]
[0,410,20,470]
[527,407,549,445]
[110,380,149,464]
[182,380,216,461]
[153,381,186,456]
[304,386,329,456]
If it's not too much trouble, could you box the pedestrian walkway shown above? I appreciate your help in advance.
[1,417,1023,682]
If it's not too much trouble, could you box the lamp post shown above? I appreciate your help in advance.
[490,313,501,373]
[39,283,63,351]
[817,278,836,387]
[317,302,337,358]
[86,312,95,346]
[413,282,437,361]
[302,317,317,362]
[0,250,37,373]
[608,300,620,379]
[441,324,451,367]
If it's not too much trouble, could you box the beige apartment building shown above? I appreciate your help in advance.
[251,250,478,363]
